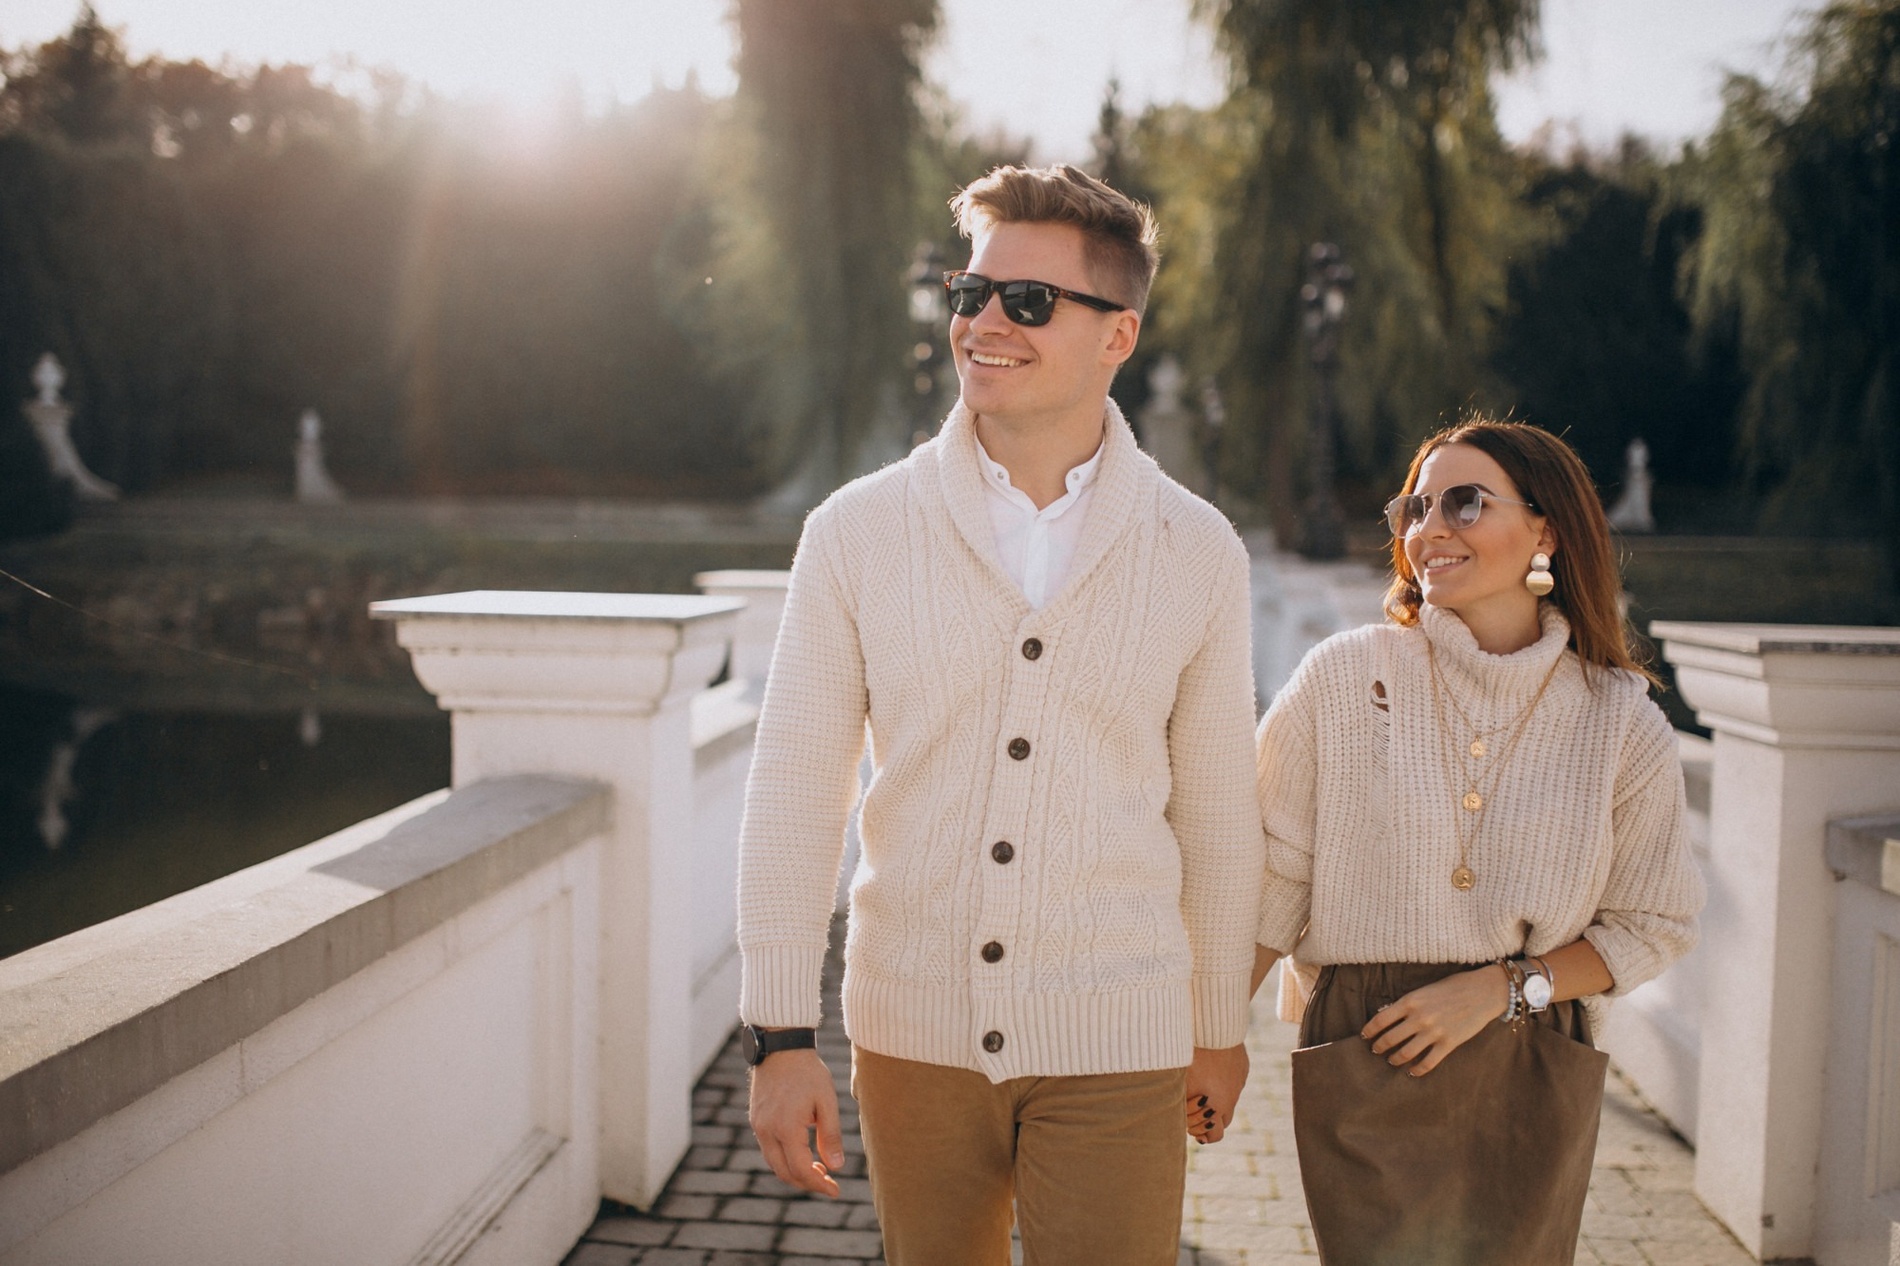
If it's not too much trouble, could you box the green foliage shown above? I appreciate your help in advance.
[1491,145,1745,505]
[0,12,762,502]
[716,0,941,491]
[1675,0,1900,565]
[1181,0,1544,530]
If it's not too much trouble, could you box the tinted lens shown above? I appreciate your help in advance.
[946,275,992,318]
[998,281,1057,326]
[1444,485,1484,527]
[1384,495,1421,536]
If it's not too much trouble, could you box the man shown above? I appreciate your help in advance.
[737,164,1264,1265]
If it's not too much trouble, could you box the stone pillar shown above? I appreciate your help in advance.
[1654,621,1900,1259]
[694,569,790,694]
[371,590,741,1209]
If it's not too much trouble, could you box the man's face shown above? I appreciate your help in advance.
[949,221,1140,428]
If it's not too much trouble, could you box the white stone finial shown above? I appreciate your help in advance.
[32,353,64,407]
[294,408,345,504]
[22,353,119,502]
[1606,436,1656,533]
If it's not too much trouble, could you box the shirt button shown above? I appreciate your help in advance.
[991,840,1014,864]
[1007,737,1030,761]
[981,941,1005,963]
[1021,638,1042,660]
[982,1031,1005,1053]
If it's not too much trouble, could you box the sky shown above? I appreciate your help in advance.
[2,0,1816,161]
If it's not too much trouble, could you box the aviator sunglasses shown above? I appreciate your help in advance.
[1383,484,1538,537]
[944,271,1128,327]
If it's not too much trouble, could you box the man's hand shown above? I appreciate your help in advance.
[1183,1042,1249,1145]
[1361,964,1510,1076]
[748,1048,845,1197]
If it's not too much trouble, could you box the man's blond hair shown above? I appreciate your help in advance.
[949,164,1160,314]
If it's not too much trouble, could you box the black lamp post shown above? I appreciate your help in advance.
[1298,241,1353,559]
[907,241,947,444]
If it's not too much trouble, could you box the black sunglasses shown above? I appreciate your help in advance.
[1383,483,1538,537]
[943,271,1128,327]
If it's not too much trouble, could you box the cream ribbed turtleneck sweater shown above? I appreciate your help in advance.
[1255,603,1704,1032]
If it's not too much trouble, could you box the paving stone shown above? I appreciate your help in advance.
[655,1194,717,1221]
[670,1170,752,1196]
[565,1244,640,1266]
[778,1226,886,1257]
[718,1197,787,1224]
[686,1145,732,1170]
[693,1124,739,1147]
[673,1221,779,1252]
[843,1202,881,1230]
[586,1216,677,1247]
[634,1250,708,1266]
[782,1200,852,1228]
[705,1255,776,1266]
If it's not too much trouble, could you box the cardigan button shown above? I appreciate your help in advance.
[982,1030,1005,1053]
[991,840,1014,864]
[1007,737,1030,761]
[981,940,1005,963]
[1021,638,1043,660]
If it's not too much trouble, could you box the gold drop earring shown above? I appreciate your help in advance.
[1525,552,1554,596]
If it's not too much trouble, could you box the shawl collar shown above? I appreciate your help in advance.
[930,398,1154,614]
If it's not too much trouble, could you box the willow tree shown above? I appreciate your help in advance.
[723,0,940,500]
[1675,1,1900,575]
[1186,0,1542,531]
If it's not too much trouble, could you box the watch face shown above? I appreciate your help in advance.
[1524,975,1553,1010]
[740,1025,761,1065]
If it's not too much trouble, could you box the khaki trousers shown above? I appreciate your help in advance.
[851,1047,1187,1266]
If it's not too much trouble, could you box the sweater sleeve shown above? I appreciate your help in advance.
[736,503,870,1028]
[1581,696,1706,996]
[1254,654,1319,955]
[1166,540,1267,1049]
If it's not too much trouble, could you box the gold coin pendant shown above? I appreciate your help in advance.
[1461,790,1484,812]
[1451,865,1476,891]
[1469,738,1487,759]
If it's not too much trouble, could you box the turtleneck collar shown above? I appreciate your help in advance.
[1417,600,1573,703]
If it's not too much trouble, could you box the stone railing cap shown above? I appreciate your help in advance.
[1825,811,1900,893]
[1649,621,1900,657]
[371,590,743,622]
[693,570,792,590]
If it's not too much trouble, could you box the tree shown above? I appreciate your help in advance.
[1676,0,1900,572]
[726,0,941,498]
[1188,0,1543,531]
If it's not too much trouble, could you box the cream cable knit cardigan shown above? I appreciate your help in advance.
[738,402,1265,1081]
[1256,603,1704,1035]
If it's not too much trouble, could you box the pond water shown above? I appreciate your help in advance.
[0,683,448,959]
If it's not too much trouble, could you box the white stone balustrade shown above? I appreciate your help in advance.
[370,590,742,1210]
[1646,622,1900,1263]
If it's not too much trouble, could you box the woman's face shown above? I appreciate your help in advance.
[1402,443,1555,622]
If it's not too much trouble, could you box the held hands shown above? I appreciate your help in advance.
[1183,1042,1249,1145]
[1360,964,1511,1077]
[748,1048,845,1198]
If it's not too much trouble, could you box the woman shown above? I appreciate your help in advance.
[1222,419,1703,1264]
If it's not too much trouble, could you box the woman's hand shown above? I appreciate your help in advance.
[1360,964,1510,1076]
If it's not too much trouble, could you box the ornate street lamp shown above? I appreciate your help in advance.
[1298,242,1353,559]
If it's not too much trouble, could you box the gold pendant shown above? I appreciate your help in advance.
[1451,865,1476,890]
[1469,738,1486,759]
[1462,790,1483,811]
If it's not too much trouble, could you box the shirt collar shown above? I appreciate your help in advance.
[972,429,1107,501]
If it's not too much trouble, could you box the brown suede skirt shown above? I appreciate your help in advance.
[1290,961,1609,1266]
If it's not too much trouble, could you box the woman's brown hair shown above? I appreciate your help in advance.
[1384,418,1658,686]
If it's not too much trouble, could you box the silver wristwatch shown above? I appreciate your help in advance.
[1517,958,1553,1012]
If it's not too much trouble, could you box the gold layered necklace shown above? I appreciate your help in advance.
[1426,640,1564,891]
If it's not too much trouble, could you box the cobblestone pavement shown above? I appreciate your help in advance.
[565,984,1751,1266]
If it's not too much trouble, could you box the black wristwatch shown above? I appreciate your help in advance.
[740,1024,817,1066]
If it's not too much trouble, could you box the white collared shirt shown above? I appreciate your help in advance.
[973,431,1104,610]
